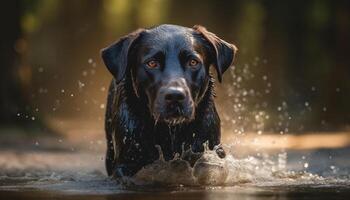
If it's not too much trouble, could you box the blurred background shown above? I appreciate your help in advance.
[1,0,350,138]
[2,2,350,196]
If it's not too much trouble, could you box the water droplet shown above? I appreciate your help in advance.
[282,101,287,107]
[304,162,309,168]
[78,80,85,89]
[82,70,88,76]
[330,165,338,173]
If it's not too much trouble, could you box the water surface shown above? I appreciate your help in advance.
[1,131,350,199]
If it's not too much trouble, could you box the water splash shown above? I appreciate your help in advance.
[1,145,349,195]
[128,146,330,187]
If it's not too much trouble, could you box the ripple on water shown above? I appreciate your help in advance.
[0,147,350,194]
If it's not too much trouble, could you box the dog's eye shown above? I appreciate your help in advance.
[189,59,199,67]
[146,60,159,69]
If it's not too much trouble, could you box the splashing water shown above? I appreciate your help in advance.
[124,145,336,187]
[1,140,350,196]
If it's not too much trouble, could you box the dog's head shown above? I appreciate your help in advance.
[102,24,237,125]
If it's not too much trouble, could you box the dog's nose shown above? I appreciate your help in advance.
[164,87,186,103]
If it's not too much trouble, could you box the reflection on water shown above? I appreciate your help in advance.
[0,132,350,199]
[2,186,350,200]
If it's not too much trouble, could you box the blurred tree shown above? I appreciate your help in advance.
[0,0,27,124]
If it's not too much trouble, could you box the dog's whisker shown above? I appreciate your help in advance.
[154,114,160,126]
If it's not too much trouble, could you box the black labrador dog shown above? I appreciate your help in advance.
[102,24,237,177]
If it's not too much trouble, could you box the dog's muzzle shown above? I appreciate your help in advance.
[153,80,194,125]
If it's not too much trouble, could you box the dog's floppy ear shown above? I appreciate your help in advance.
[193,25,237,82]
[101,29,144,83]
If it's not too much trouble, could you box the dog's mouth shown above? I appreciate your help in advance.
[152,104,194,126]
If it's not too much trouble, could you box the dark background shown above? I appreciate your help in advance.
[1,0,349,135]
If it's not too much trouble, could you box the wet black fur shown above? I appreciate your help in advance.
[102,25,236,177]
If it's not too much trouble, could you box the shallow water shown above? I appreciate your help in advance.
[1,132,350,199]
